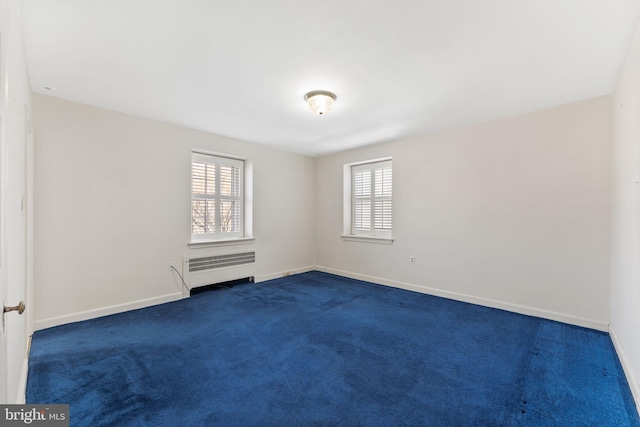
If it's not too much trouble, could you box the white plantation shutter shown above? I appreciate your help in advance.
[192,153,243,240]
[218,163,242,234]
[352,160,392,236]
[353,168,371,230]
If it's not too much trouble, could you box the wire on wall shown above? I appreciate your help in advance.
[170,265,191,294]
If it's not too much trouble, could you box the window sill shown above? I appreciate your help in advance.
[188,237,255,249]
[340,235,394,245]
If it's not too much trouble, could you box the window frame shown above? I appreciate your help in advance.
[342,158,394,244]
[191,151,245,242]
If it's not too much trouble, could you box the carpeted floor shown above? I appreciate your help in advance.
[27,271,640,426]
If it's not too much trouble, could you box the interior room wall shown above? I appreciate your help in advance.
[611,17,640,409]
[33,94,315,329]
[316,96,612,331]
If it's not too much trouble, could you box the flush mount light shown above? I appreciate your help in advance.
[305,90,336,115]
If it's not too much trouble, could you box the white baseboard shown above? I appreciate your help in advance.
[314,266,609,332]
[257,266,315,283]
[31,266,610,332]
[32,266,316,331]
[34,292,185,331]
[610,324,640,413]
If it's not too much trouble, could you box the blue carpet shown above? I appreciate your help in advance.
[27,271,639,426]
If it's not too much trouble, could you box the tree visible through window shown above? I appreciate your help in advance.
[191,152,243,240]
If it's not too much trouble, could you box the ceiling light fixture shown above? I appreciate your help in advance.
[305,90,336,115]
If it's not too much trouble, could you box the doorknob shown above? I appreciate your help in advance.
[4,301,25,315]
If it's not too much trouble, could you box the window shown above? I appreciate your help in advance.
[191,152,243,241]
[343,159,393,243]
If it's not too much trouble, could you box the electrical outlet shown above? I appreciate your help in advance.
[409,256,415,265]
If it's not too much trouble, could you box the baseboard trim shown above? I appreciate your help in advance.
[34,292,185,331]
[314,266,609,332]
[33,266,318,331]
[610,324,640,413]
[32,267,609,332]
[257,266,315,283]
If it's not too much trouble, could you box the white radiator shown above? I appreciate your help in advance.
[183,251,256,289]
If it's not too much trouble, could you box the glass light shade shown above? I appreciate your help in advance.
[305,91,336,115]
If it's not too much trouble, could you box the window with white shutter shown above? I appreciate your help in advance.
[191,152,243,240]
[351,160,392,237]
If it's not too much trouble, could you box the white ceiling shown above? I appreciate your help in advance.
[18,1,640,157]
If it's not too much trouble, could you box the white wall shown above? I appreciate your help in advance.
[611,18,640,409]
[34,88,614,333]
[316,96,612,330]
[33,94,315,329]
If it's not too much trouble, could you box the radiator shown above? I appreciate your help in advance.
[183,251,256,290]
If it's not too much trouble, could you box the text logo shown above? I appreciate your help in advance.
[1,405,69,426]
